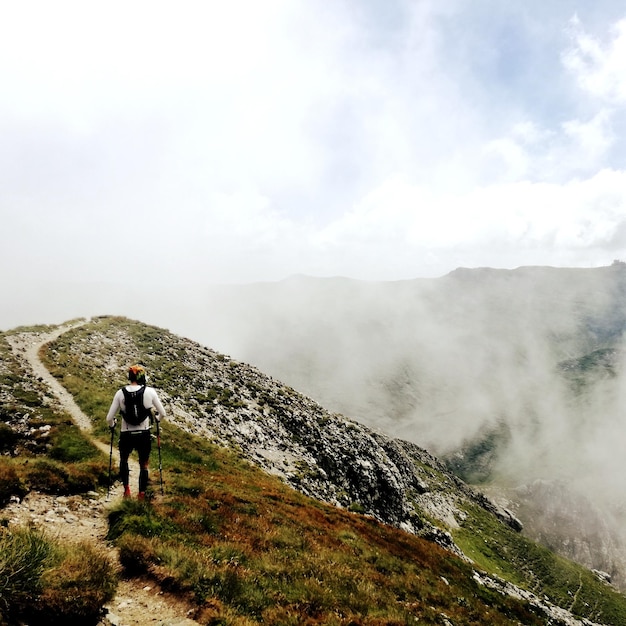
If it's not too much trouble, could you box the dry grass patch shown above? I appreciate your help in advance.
[0,527,117,625]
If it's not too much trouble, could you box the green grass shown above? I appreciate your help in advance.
[48,422,102,462]
[453,503,626,624]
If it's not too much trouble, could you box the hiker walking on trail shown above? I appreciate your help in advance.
[106,364,166,499]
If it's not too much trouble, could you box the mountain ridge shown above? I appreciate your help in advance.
[177,264,626,590]
[4,315,622,624]
[42,317,522,544]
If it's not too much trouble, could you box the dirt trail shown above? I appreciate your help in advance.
[8,322,93,431]
[5,321,200,626]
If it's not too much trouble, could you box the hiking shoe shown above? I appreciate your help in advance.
[123,486,131,498]
[137,492,145,501]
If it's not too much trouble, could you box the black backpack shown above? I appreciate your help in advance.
[121,386,152,426]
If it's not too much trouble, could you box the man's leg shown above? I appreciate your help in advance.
[137,431,152,499]
[138,465,149,498]
[119,433,132,497]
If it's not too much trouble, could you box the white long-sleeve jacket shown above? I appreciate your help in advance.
[106,384,166,431]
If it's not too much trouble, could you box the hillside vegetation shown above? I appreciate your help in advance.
[1,317,626,624]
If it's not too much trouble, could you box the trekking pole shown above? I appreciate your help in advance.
[107,424,115,499]
[156,418,164,495]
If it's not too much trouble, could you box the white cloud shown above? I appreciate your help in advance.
[561,110,614,161]
[563,16,626,103]
[2,2,626,289]
[481,137,532,182]
[307,169,626,278]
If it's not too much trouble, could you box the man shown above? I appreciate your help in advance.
[106,364,166,499]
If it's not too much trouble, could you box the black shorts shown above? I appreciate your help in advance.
[119,430,152,465]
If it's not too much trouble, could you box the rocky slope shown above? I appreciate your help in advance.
[46,317,522,552]
[166,263,626,590]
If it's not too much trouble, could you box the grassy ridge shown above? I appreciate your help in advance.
[38,317,551,624]
[104,446,548,625]
[2,317,626,623]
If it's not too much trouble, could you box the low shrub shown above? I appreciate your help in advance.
[38,541,118,623]
[26,459,69,494]
[0,527,51,619]
[0,527,117,625]
[0,459,27,506]
[25,457,106,495]
[0,423,18,453]
[117,534,157,575]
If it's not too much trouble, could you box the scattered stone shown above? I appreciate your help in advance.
[99,610,121,626]
[593,569,612,584]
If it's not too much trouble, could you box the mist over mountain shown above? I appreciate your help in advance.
[191,264,626,466]
[175,263,626,588]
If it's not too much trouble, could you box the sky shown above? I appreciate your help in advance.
[3,0,626,290]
